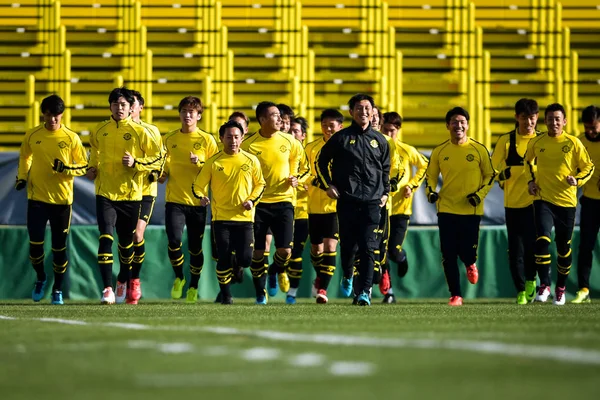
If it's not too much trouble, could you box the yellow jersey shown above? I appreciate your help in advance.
[525,132,594,207]
[88,116,163,201]
[241,130,309,204]
[579,132,600,200]
[139,121,163,197]
[163,127,219,206]
[390,140,429,216]
[305,138,337,214]
[192,150,266,222]
[17,123,87,205]
[426,137,496,215]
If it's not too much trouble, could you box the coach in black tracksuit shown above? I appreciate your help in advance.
[316,94,390,306]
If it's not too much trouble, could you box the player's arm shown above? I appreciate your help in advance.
[524,137,537,181]
[54,134,88,176]
[205,133,219,159]
[296,146,311,190]
[16,131,32,189]
[491,135,509,181]
[87,126,100,180]
[247,158,266,206]
[191,160,211,205]
[315,135,338,189]
[425,147,440,202]
[470,144,496,203]
[573,140,595,187]
[407,146,429,189]
[131,128,163,172]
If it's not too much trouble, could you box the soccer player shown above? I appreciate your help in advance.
[573,105,600,304]
[241,101,308,304]
[120,89,164,304]
[425,107,495,307]
[87,87,163,304]
[372,107,383,131]
[316,94,390,306]
[161,96,218,303]
[380,111,428,303]
[286,116,310,304]
[525,103,594,305]
[16,94,88,305]
[305,109,344,303]
[192,120,265,304]
[491,98,542,305]
[278,103,295,134]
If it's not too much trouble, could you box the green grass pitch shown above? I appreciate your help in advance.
[1,299,599,400]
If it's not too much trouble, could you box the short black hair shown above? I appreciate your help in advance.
[348,93,375,110]
[514,98,538,115]
[40,94,65,115]
[544,103,566,118]
[178,96,203,113]
[130,89,145,106]
[320,108,344,124]
[383,111,402,129]
[445,107,470,124]
[228,111,249,126]
[108,87,134,106]
[277,103,295,119]
[581,105,600,124]
[292,116,309,134]
[219,120,244,137]
[255,101,278,122]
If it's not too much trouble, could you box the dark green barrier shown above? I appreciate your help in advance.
[1,225,598,301]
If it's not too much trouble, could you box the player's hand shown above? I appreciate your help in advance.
[288,176,298,188]
[379,194,388,208]
[498,167,511,181]
[158,172,168,184]
[86,167,97,180]
[566,175,577,186]
[242,200,253,211]
[52,158,65,173]
[190,151,199,165]
[389,178,399,192]
[528,180,539,196]
[467,193,481,207]
[427,191,439,203]
[15,179,26,191]
[326,185,340,199]
[200,197,210,207]
[148,170,160,183]
[402,186,413,198]
[122,151,135,167]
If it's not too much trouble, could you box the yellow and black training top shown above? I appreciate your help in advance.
[18,123,88,205]
[391,140,429,216]
[139,121,164,198]
[192,150,266,222]
[426,137,496,215]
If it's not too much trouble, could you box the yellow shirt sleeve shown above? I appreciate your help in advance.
[17,128,34,181]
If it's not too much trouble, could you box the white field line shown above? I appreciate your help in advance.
[2,315,600,366]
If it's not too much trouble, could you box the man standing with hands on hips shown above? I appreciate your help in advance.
[316,93,390,306]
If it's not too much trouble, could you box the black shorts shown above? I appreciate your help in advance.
[165,202,207,251]
[254,201,294,250]
[96,195,140,240]
[27,200,72,248]
[308,213,339,245]
[139,195,156,223]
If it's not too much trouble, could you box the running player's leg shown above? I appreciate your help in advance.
[458,214,481,287]
[185,205,207,302]
[308,213,325,296]
[131,195,155,282]
[553,204,576,305]
[165,202,187,299]
[271,202,294,294]
[27,200,50,301]
[438,213,462,304]
[338,201,360,302]
[287,218,308,302]
[533,200,554,302]
[96,196,118,303]
[522,204,538,302]
[388,215,409,277]
[228,222,255,304]
[505,207,526,297]
[376,206,391,295]
[354,201,381,305]
[574,196,600,303]
[48,203,72,303]
[251,204,271,303]
[114,201,139,303]
[213,221,233,303]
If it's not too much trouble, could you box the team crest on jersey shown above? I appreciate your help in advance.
[194,142,202,150]
[466,154,475,162]
[123,133,131,140]
[58,141,67,149]
[562,145,571,153]
[241,164,250,171]
[370,140,378,148]
[279,145,288,153]
[103,132,108,136]
[217,166,224,172]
